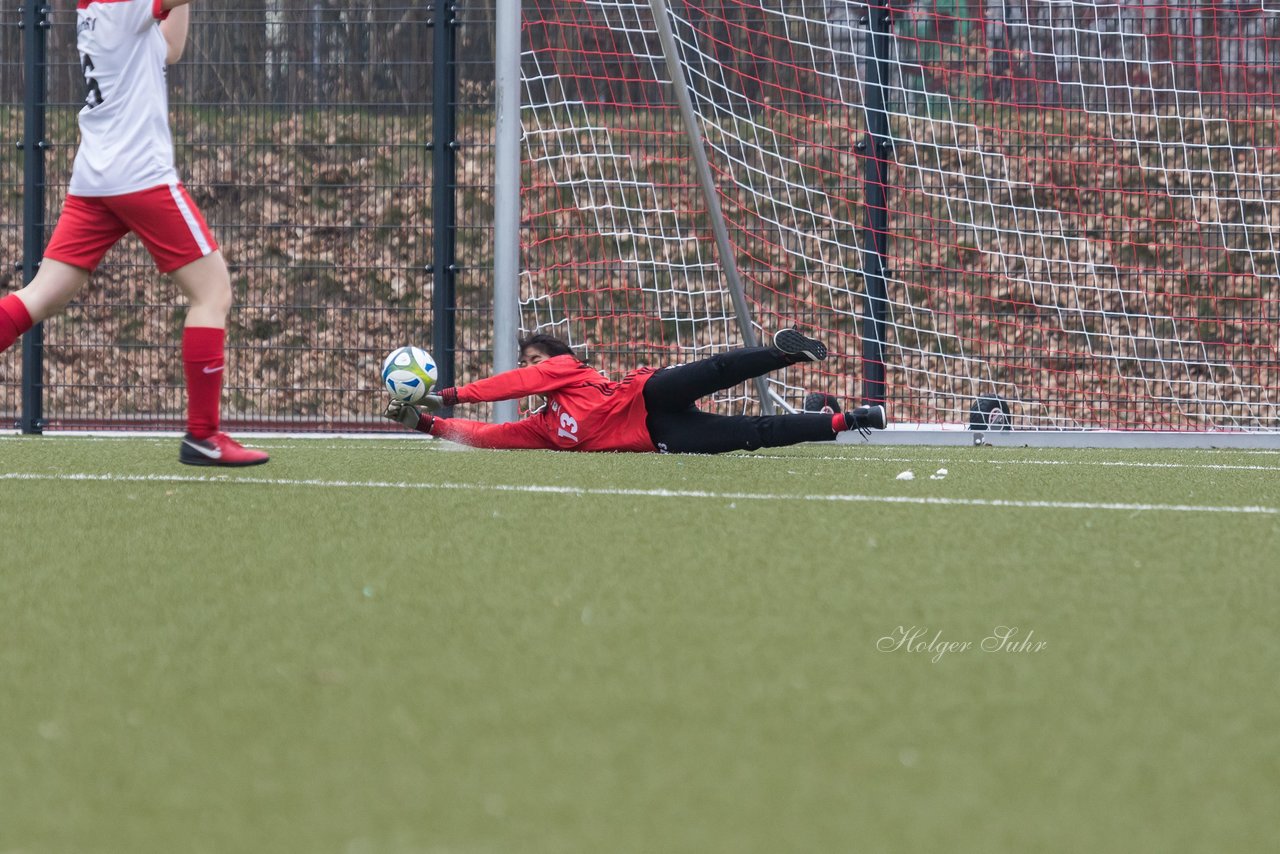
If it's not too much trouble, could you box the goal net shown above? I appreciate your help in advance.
[519,0,1280,431]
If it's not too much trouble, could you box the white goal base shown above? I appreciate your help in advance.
[839,426,1280,450]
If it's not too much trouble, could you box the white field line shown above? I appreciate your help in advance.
[4,435,1280,471]
[1,471,1275,515]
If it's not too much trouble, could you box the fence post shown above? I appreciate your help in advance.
[20,0,50,435]
[430,0,458,392]
[858,2,893,408]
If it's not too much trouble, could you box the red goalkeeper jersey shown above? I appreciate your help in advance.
[429,355,658,452]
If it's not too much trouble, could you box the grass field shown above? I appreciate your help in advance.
[2,434,1278,854]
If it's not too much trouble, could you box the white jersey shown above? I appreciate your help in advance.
[70,0,179,196]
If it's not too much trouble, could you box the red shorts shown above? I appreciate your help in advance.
[43,183,219,274]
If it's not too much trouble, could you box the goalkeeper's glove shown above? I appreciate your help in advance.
[384,399,432,432]
[423,387,459,411]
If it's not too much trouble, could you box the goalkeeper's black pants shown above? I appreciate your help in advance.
[642,346,836,454]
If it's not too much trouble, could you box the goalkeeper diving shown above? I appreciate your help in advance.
[382,329,886,453]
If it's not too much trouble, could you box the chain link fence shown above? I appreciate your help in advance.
[2,1,499,431]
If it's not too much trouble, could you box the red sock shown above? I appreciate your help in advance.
[0,294,34,353]
[832,413,845,433]
[183,326,225,439]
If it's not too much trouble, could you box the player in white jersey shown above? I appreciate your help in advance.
[0,0,268,466]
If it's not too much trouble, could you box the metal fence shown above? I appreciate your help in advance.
[2,1,499,432]
[2,10,22,427]
[7,1,1280,432]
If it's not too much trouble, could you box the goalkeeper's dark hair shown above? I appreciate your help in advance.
[518,333,580,360]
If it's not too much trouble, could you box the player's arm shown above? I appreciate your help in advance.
[383,401,552,450]
[385,402,552,449]
[428,417,554,450]
[445,356,586,405]
[160,3,191,64]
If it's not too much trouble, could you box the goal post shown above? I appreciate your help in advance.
[516,0,1280,440]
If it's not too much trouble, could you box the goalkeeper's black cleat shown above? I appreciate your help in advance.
[773,328,827,362]
[804,392,841,414]
[842,404,887,438]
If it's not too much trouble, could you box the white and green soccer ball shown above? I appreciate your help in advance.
[381,346,438,403]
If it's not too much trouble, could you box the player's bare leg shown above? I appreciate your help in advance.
[14,259,92,322]
[173,251,233,330]
[172,251,268,466]
[0,260,91,353]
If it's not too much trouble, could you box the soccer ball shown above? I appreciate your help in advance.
[381,346,438,403]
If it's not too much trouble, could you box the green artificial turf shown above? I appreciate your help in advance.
[2,435,1278,853]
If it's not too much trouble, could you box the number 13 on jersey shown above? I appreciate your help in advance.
[558,411,579,443]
